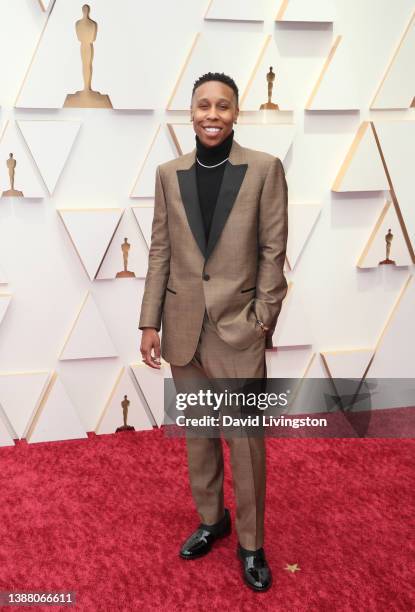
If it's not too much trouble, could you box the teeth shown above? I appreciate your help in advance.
[205,127,220,133]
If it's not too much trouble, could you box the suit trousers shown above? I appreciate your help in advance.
[170,309,267,550]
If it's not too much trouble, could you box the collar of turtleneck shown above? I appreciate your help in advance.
[195,129,234,166]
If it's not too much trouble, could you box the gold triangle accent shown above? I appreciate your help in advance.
[166,33,200,110]
[371,122,415,263]
[332,122,370,191]
[275,0,290,20]
[370,10,415,109]
[240,35,270,108]
[306,35,342,109]
[25,371,56,441]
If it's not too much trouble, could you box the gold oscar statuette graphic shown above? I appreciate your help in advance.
[64,4,113,108]
[115,394,135,432]
[260,66,279,110]
[116,238,136,278]
[379,228,396,265]
[2,153,24,197]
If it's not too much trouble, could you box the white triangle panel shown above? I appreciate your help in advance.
[58,208,122,280]
[357,201,412,268]
[287,203,321,270]
[241,35,294,111]
[272,284,313,347]
[0,294,12,325]
[131,363,166,427]
[266,346,313,379]
[321,349,374,380]
[371,11,415,109]
[205,0,265,21]
[306,36,359,110]
[368,275,415,378]
[96,367,153,434]
[168,31,264,110]
[17,120,81,194]
[0,416,14,447]
[59,292,118,361]
[332,123,389,192]
[132,206,154,248]
[0,371,51,439]
[28,374,87,443]
[374,120,415,256]
[130,125,178,198]
[96,211,148,279]
[170,123,294,161]
[288,354,330,415]
[0,121,45,198]
[276,0,335,22]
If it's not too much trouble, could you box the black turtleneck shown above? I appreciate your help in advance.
[195,130,234,242]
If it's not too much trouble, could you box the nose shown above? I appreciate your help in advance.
[206,105,220,120]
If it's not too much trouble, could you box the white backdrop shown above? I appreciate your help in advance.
[0,0,414,444]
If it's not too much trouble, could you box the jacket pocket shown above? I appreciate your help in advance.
[241,286,256,293]
[166,287,177,294]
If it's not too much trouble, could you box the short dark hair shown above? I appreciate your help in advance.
[192,72,239,103]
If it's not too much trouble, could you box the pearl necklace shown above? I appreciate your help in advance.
[196,156,229,169]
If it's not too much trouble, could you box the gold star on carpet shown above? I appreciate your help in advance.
[284,563,300,573]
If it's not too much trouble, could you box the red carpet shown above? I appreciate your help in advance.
[0,429,413,611]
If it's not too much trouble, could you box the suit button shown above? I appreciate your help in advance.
[203,273,210,281]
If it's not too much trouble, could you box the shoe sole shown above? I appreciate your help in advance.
[179,526,231,560]
[242,576,272,592]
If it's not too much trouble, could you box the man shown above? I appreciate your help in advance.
[139,72,288,592]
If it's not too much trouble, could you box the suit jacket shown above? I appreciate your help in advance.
[139,139,289,366]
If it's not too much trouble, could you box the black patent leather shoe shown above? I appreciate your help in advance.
[179,508,231,560]
[238,544,272,592]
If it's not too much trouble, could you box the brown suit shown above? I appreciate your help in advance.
[139,140,288,362]
[139,139,288,549]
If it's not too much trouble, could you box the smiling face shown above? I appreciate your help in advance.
[191,80,239,147]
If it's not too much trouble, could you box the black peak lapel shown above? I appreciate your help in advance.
[176,164,207,258]
[205,161,248,262]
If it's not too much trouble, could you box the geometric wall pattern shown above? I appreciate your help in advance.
[0,121,45,198]
[370,9,415,109]
[240,35,294,111]
[0,294,12,328]
[167,31,265,110]
[17,119,81,194]
[357,200,412,268]
[59,292,119,361]
[276,0,335,23]
[286,204,321,270]
[305,35,360,110]
[373,120,415,263]
[95,367,153,435]
[26,372,87,444]
[205,0,266,22]
[332,122,389,192]
[0,370,50,439]
[0,1,414,444]
[271,282,314,347]
[365,274,415,378]
[58,209,123,280]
